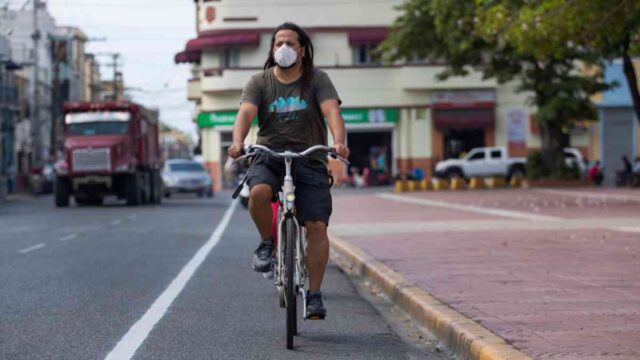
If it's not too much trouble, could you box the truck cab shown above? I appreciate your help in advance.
[55,101,163,207]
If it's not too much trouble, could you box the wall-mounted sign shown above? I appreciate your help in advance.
[205,6,216,23]
[197,108,399,128]
[197,111,257,128]
[507,109,527,144]
[341,108,399,124]
[432,90,495,109]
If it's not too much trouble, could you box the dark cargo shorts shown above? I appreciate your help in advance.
[246,153,332,225]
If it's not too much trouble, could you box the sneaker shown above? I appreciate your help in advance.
[306,291,326,320]
[252,239,275,273]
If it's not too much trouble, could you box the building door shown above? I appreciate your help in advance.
[346,130,393,185]
[443,129,485,159]
[602,108,635,185]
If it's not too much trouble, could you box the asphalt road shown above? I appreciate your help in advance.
[0,193,443,360]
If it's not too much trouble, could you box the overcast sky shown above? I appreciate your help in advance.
[9,0,199,138]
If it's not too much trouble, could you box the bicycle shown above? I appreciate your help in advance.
[232,144,349,349]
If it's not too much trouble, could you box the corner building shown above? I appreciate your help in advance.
[176,0,591,191]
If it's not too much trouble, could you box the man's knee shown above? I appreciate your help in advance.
[305,221,327,236]
[250,184,272,204]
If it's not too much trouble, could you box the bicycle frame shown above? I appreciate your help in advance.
[273,153,309,319]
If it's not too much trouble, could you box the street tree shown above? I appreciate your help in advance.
[380,0,611,175]
[476,0,640,125]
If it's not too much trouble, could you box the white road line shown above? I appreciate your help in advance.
[377,193,561,221]
[18,243,46,254]
[59,234,78,242]
[109,219,123,226]
[104,200,238,360]
[534,189,640,202]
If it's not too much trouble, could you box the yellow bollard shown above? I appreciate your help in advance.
[432,178,449,191]
[394,180,406,193]
[487,176,506,188]
[469,177,485,189]
[509,176,523,188]
[450,178,467,190]
[419,179,432,191]
[407,180,416,191]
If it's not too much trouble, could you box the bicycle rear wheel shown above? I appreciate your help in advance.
[285,217,296,349]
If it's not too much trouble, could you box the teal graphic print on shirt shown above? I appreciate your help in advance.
[269,97,308,114]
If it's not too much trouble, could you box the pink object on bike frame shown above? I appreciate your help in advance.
[271,200,280,245]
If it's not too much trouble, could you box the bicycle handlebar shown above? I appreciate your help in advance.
[236,144,350,165]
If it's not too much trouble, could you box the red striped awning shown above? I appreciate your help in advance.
[348,27,389,45]
[185,31,260,52]
[174,51,201,64]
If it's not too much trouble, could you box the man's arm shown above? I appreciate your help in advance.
[228,102,258,159]
[320,99,349,159]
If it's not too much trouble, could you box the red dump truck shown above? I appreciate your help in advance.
[54,101,162,207]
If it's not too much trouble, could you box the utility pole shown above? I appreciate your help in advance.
[31,0,43,166]
[95,52,122,101]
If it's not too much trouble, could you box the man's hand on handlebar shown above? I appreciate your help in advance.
[228,142,245,159]
[332,143,349,159]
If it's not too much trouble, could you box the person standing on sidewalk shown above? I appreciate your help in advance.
[227,22,349,319]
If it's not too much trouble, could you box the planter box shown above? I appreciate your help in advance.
[522,178,594,188]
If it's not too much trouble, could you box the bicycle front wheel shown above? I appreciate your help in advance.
[285,217,296,349]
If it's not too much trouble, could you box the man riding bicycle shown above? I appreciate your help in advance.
[228,22,349,320]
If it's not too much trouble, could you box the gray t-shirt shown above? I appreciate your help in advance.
[240,67,340,162]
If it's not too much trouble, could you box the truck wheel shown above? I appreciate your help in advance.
[55,177,70,208]
[151,170,162,204]
[126,173,142,206]
[446,168,464,180]
[508,166,525,181]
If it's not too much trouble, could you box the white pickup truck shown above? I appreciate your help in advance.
[434,146,586,180]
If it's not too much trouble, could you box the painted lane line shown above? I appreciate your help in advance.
[109,219,123,226]
[377,193,561,222]
[104,200,238,360]
[59,234,78,242]
[534,189,640,202]
[18,243,46,254]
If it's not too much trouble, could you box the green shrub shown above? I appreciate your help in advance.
[526,150,580,180]
[525,151,547,180]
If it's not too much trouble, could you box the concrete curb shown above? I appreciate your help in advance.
[329,233,532,360]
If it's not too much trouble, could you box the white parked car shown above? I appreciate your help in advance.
[434,146,586,180]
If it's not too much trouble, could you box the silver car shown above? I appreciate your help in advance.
[162,159,213,198]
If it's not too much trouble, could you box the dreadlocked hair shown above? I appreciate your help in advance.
[263,22,315,98]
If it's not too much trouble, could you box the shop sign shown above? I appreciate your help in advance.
[198,111,236,128]
[507,109,527,144]
[432,90,495,108]
[197,108,398,128]
[341,108,399,124]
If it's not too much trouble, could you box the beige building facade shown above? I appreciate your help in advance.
[176,0,591,191]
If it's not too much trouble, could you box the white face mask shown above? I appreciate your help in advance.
[274,44,298,69]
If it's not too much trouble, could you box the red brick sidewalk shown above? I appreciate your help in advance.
[331,188,640,360]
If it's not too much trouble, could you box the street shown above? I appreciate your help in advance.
[0,194,441,360]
